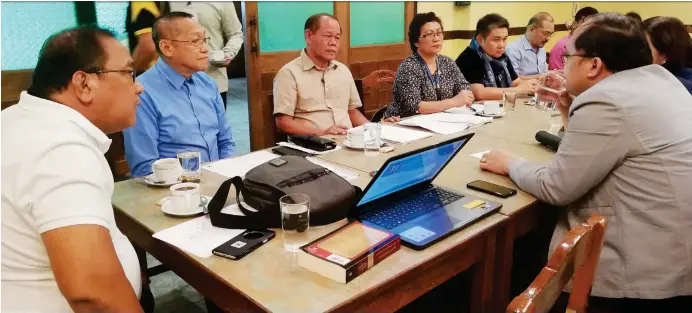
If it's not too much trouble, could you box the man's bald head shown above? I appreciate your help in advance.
[152,11,195,54]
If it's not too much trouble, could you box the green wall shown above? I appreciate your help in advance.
[350,2,405,46]
[258,2,333,53]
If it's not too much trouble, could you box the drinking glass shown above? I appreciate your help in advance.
[536,71,566,111]
[177,149,201,183]
[502,90,517,112]
[280,193,310,252]
[363,122,382,156]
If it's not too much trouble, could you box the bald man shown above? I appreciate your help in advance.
[123,11,235,177]
[506,12,554,78]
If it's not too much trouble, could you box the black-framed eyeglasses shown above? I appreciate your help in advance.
[86,69,136,82]
[561,52,595,62]
[164,37,211,47]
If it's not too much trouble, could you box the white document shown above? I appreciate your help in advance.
[152,215,245,258]
[379,124,432,144]
[470,150,491,160]
[444,106,476,115]
[203,150,279,178]
[306,157,359,181]
[433,113,492,125]
[277,141,342,155]
[398,114,471,135]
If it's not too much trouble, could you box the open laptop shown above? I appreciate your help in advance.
[354,133,502,250]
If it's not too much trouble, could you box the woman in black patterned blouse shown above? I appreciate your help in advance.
[384,12,474,120]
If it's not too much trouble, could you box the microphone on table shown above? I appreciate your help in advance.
[535,131,562,151]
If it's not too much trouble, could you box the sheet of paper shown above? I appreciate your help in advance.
[398,114,471,135]
[277,141,342,155]
[203,150,279,178]
[306,157,359,181]
[152,215,245,258]
[444,106,476,115]
[470,150,491,160]
[433,113,492,125]
[379,124,432,144]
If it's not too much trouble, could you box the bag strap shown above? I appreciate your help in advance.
[207,176,281,229]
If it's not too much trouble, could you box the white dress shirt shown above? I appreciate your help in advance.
[1,92,141,312]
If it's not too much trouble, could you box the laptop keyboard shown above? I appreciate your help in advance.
[361,188,464,230]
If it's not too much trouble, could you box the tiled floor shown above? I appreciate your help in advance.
[146,77,250,313]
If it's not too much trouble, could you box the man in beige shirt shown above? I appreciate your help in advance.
[170,1,243,108]
[273,13,368,136]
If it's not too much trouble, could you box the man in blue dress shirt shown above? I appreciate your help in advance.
[124,11,235,177]
[506,12,554,78]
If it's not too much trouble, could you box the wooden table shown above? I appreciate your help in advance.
[113,101,557,312]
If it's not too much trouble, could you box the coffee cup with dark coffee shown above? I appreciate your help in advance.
[164,183,201,215]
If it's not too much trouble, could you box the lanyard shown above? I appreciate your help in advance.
[416,54,441,100]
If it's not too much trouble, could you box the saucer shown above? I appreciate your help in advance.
[343,140,386,150]
[477,111,506,118]
[161,196,209,217]
[144,174,181,187]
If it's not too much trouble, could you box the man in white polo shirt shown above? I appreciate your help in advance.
[2,26,145,312]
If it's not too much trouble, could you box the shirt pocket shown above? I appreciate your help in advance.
[296,84,326,114]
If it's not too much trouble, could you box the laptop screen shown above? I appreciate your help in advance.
[357,137,468,207]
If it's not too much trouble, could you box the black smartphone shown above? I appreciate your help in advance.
[212,230,275,260]
[272,146,312,158]
[466,180,517,198]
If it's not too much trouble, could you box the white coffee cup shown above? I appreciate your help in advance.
[346,127,364,147]
[152,158,181,183]
[484,101,501,115]
[165,183,201,215]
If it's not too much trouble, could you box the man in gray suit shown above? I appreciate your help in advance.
[481,13,692,310]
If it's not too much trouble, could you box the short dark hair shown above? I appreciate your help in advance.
[27,26,116,99]
[574,12,652,73]
[625,11,642,22]
[304,13,338,32]
[644,16,692,72]
[476,13,509,39]
[575,6,599,23]
[408,12,444,53]
[152,11,194,54]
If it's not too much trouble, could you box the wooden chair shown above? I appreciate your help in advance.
[506,214,608,313]
[354,69,396,119]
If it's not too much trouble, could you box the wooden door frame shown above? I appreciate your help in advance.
[244,1,415,151]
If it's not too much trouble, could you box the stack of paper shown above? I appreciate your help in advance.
[379,124,432,144]
[152,215,245,258]
[306,157,359,181]
[203,150,279,178]
[398,114,473,135]
[433,113,493,125]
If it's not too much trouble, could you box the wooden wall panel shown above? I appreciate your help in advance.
[1,70,33,109]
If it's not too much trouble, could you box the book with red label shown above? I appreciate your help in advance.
[298,221,400,283]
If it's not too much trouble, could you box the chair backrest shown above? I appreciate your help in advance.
[355,69,396,119]
[506,214,608,313]
[370,106,388,122]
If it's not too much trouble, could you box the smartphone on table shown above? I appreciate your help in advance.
[466,180,517,198]
[212,229,275,260]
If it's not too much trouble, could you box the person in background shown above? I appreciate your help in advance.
[2,26,144,313]
[273,13,368,136]
[625,11,642,22]
[123,12,235,177]
[480,13,692,313]
[383,12,473,120]
[455,13,539,101]
[506,12,554,78]
[126,1,169,74]
[169,1,244,109]
[548,6,598,71]
[644,16,692,94]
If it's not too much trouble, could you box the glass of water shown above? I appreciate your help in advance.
[280,193,310,252]
[177,149,201,183]
[502,90,517,112]
[363,122,382,156]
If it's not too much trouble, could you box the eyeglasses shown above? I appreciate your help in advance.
[561,52,594,62]
[87,69,136,83]
[164,37,211,48]
[420,31,444,39]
